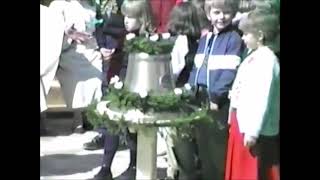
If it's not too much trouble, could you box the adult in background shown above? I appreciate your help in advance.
[49,0,104,133]
[40,4,65,133]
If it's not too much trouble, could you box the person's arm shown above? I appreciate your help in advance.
[209,34,243,109]
[171,35,189,80]
[237,54,277,147]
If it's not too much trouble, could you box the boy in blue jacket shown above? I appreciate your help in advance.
[187,0,244,179]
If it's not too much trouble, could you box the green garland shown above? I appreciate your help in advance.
[123,35,175,55]
[101,81,196,113]
[86,80,214,139]
[86,100,213,139]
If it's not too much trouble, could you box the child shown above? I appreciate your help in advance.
[92,1,155,179]
[225,11,280,180]
[118,0,155,79]
[164,2,202,179]
[187,0,243,179]
[83,0,127,151]
[168,1,201,87]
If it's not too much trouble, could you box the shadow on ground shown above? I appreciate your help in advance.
[40,154,103,176]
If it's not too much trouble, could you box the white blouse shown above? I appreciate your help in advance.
[230,46,280,137]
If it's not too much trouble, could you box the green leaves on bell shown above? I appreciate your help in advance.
[124,35,175,55]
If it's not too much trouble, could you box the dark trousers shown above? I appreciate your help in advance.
[173,85,230,180]
[253,135,280,180]
[100,128,137,168]
[195,121,228,180]
[172,138,200,180]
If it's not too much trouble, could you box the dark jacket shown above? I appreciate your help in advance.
[188,25,244,109]
[95,12,126,84]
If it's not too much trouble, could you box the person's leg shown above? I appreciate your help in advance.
[127,131,137,168]
[159,0,175,33]
[94,129,120,180]
[225,111,258,180]
[115,130,137,180]
[173,138,199,180]
[149,0,161,32]
[195,121,228,180]
[257,135,280,180]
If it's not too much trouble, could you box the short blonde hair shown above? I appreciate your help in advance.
[239,11,279,49]
[121,0,155,34]
[204,0,240,17]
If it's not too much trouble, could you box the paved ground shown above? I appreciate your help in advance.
[40,112,169,180]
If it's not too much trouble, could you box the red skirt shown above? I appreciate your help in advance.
[225,111,258,180]
[225,111,280,180]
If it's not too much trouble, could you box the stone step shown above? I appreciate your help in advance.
[46,78,69,111]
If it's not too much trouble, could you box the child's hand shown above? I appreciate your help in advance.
[100,48,115,61]
[66,28,91,44]
[210,102,219,111]
[244,134,257,148]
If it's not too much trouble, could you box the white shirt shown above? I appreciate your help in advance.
[230,46,280,137]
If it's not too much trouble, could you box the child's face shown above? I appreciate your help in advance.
[124,16,141,32]
[208,7,234,32]
[242,32,259,49]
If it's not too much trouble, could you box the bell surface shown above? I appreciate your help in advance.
[124,53,175,94]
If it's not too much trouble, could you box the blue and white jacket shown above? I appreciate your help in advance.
[188,25,243,108]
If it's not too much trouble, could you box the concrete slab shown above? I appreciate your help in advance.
[41,116,169,180]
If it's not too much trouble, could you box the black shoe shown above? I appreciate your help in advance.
[83,134,104,150]
[93,166,113,180]
[114,166,136,180]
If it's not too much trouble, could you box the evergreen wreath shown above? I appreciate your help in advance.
[123,33,175,55]
[86,76,214,138]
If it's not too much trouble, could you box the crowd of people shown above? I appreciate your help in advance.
[40,0,280,180]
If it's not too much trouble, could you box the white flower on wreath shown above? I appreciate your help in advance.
[184,83,192,91]
[139,90,148,98]
[110,75,120,84]
[161,32,171,39]
[174,88,183,95]
[126,33,136,41]
[124,109,144,123]
[149,34,159,41]
[106,108,122,121]
[114,81,124,89]
[96,101,109,115]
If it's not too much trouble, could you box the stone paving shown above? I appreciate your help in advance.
[40,114,169,180]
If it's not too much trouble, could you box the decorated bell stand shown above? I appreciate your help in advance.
[87,33,212,179]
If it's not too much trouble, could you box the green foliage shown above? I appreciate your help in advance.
[86,84,214,138]
[123,36,175,55]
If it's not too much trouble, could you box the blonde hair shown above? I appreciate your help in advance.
[121,0,155,34]
[204,0,240,17]
[239,11,279,51]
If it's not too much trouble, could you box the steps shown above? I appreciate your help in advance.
[46,78,71,112]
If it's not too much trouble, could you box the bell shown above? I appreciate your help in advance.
[124,53,175,94]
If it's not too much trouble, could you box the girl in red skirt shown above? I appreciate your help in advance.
[225,10,280,180]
